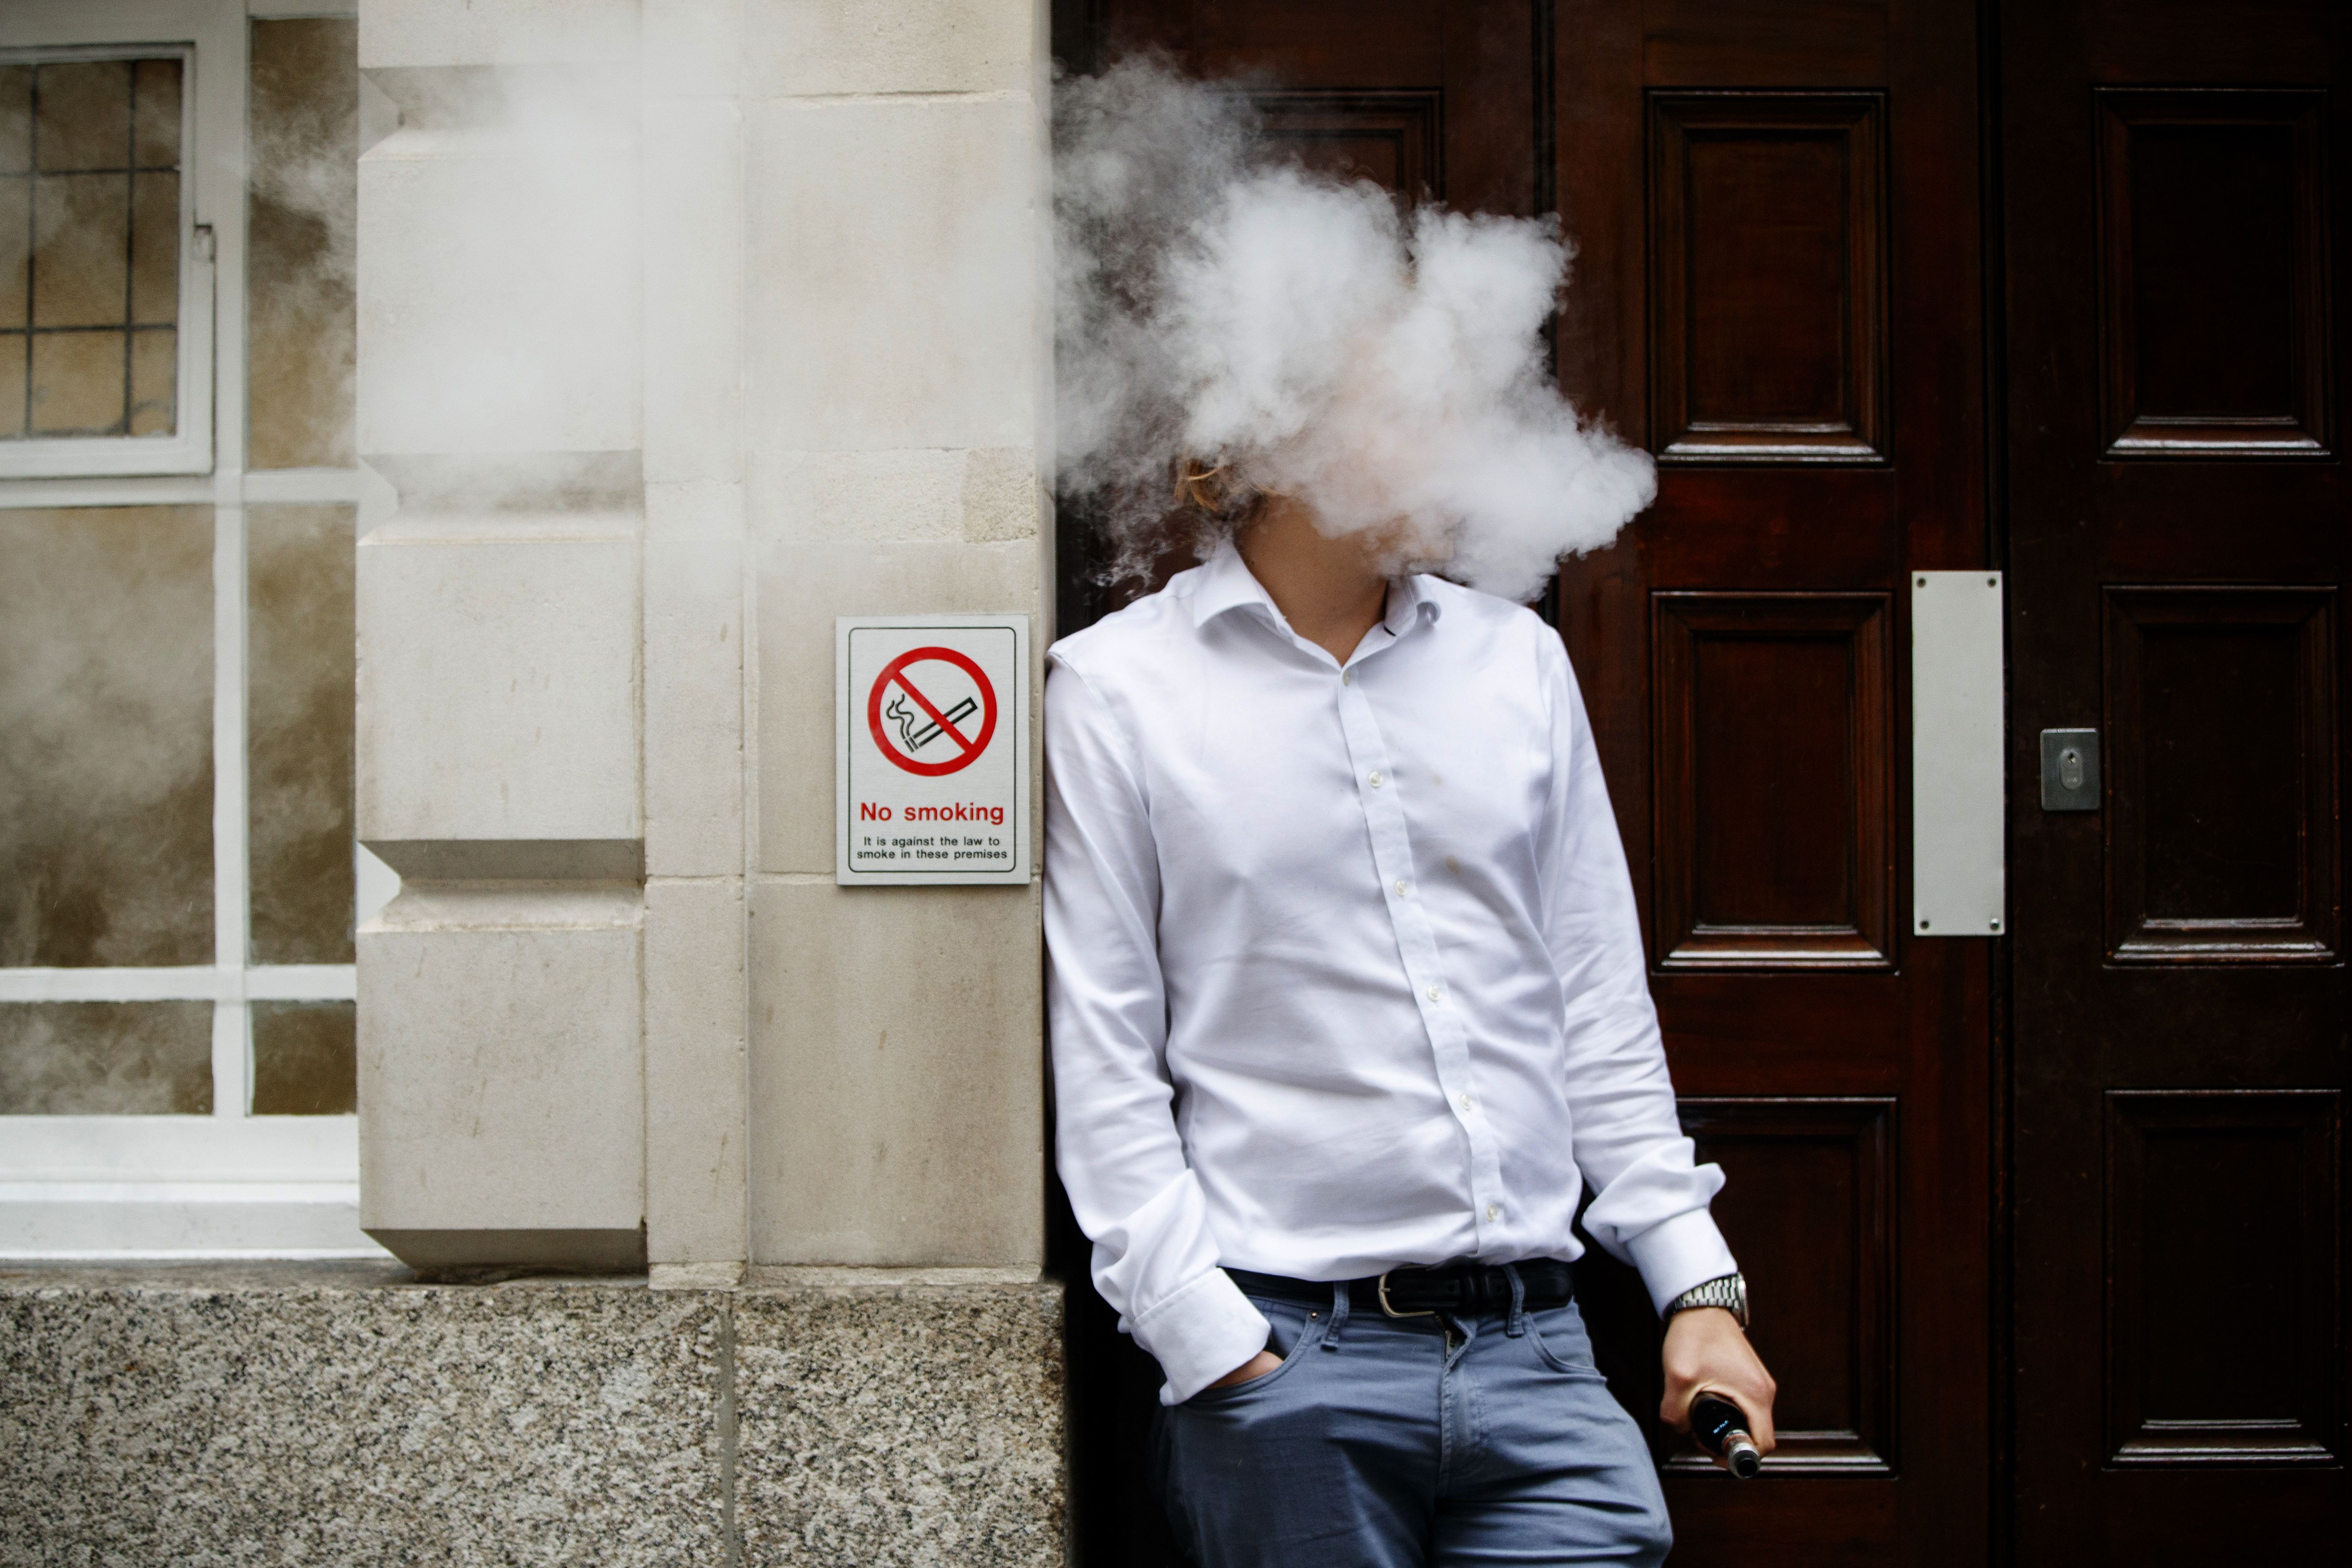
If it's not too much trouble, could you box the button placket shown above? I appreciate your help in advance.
[1332,678,1507,1248]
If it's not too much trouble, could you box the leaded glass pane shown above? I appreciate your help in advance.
[0,1001,212,1114]
[0,56,182,442]
[248,20,355,469]
[250,1001,355,1115]
[0,506,212,967]
[249,504,355,965]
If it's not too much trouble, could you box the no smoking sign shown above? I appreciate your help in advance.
[837,615,1029,885]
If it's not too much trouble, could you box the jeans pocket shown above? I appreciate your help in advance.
[1182,1294,1330,1406]
[1525,1300,1606,1378]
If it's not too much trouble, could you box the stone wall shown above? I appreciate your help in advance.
[0,1263,1064,1567]
[352,0,1052,1277]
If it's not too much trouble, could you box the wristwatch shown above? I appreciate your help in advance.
[1665,1272,1749,1330]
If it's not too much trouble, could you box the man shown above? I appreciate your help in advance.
[1045,488,1777,1566]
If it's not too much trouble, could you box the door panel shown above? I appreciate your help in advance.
[1680,1097,1898,1475]
[2094,89,2332,457]
[2102,586,2338,962]
[2004,0,2349,1559]
[1648,91,1889,462]
[2103,1090,2341,1467]
[1652,592,1896,967]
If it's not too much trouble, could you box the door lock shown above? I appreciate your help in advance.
[2039,729,2099,811]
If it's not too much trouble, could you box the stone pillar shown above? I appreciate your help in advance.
[743,0,1051,1269]
[640,1,751,1276]
[354,1,650,1270]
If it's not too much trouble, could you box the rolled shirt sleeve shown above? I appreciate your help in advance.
[1044,657,1272,1402]
[1535,635,1740,1314]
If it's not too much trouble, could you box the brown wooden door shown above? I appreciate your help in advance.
[1553,3,1988,1564]
[2003,1,2350,1560]
[1051,5,1993,1564]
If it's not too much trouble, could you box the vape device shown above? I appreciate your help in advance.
[1690,1393,1763,1479]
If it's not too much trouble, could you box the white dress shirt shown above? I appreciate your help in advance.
[1045,541,1737,1404]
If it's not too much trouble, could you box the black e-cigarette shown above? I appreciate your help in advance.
[1690,1393,1763,1478]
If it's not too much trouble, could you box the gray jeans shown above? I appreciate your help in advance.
[1152,1281,1672,1567]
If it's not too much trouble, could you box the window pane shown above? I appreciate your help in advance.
[0,1001,212,1114]
[251,1001,354,1115]
[29,328,124,434]
[0,334,22,433]
[248,19,356,469]
[32,171,127,327]
[132,59,180,169]
[249,504,355,965]
[0,66,30,174]
[129,170,175,323]
[128,326,173,435]
[0,57,182,444]
[34,61,131,174]
[0,506,212,967]
[0,174,25,323]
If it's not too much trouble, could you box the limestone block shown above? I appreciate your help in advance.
[645,877,747,1264]
[0,1265,725,1565]
[754,538,1038,875]
[358,525,641,862]
[646,482,744,877]
[747,0,1038,98]
[644,98,743,486]
[644,0,745,99]
[749,447,1043,545]
[747,95,1047,453]
[359,106,640,458]
[962,446,1047,542]
[359,0,643,69]
[735,1270,1064,1567]
[359,886,645,1266]
[747,881,1043,1266]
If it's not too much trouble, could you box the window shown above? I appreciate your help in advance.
[0,39,211,476]
[0,3,379,1259]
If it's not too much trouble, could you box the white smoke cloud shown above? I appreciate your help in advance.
[1055,57,1654,603]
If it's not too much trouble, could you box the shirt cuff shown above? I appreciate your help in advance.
[1133,1268,1274,1406]
[1623,1208,1740,1317]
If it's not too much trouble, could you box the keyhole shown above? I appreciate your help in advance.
[2059,748,2084,790]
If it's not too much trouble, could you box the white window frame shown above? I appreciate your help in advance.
[0,8,226,478]
[0,0,384,1260]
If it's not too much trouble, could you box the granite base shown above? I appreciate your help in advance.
[0,1263,1064,1567]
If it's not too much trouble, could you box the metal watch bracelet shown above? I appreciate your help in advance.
[1665,1272,1749,1330]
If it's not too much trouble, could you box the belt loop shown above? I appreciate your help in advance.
[1504,1263,1527,1337]
[1324,1278,1350,1351]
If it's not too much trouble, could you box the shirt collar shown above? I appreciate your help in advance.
[1186,537,1442,637]
[1185,537,1274,628]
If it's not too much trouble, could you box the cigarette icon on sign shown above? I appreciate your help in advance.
[886,690,977,752]
[867,645,997,777]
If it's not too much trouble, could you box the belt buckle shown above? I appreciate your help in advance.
[1376,1265,1437,1319]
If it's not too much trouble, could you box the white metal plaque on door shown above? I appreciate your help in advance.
[1912,572,2005,936]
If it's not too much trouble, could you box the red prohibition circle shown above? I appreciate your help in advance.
[866,646,999,777]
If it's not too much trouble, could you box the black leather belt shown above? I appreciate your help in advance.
[1227,1259,1575,1319]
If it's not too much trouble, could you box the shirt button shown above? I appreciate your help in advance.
[1459,1095,1474,1113]
[1394,879,1409,896]
[1485,1204,1501,1222]
[1368,770,1384,787]
[1426,985,1442,1003]
[1342,670,1353,685]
